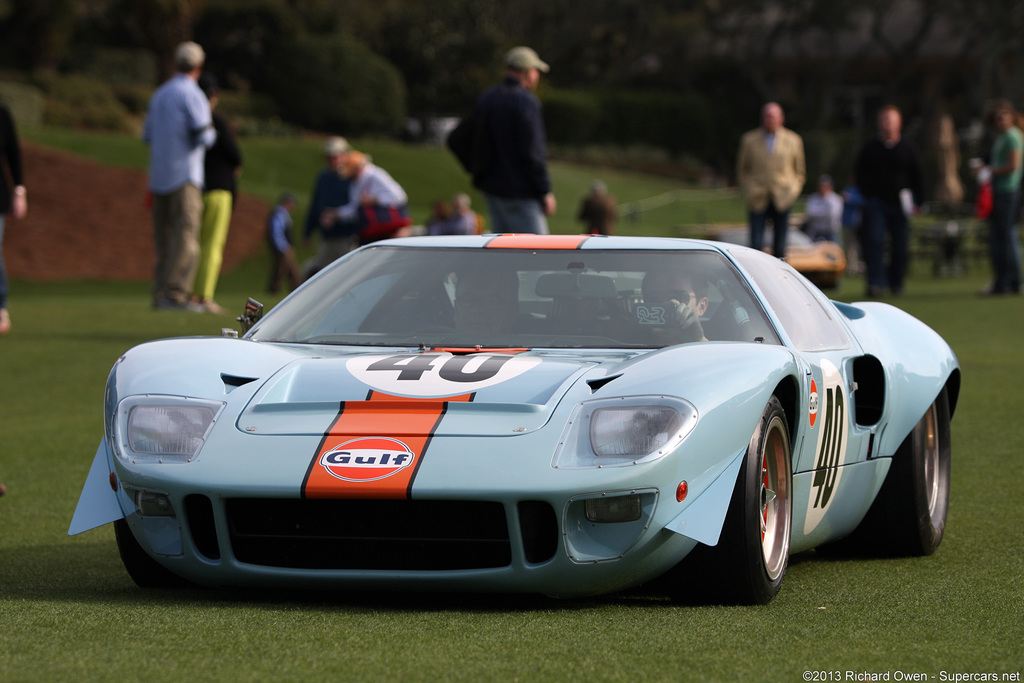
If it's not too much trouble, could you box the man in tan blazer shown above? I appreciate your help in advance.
[736,102,806,259]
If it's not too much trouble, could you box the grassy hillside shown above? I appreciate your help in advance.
[22,127,747,237]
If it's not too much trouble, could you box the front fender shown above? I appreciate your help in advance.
[68,438,124,535]
[588,342,799,547]
[664,448,745,545]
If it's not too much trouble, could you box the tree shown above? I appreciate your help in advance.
[111,0,208,82]
[0,0,79,72]
[194,0,303,90]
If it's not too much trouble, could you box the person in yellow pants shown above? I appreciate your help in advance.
[193,72,242,314]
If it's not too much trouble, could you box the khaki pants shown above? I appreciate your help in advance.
[152,183,202,305]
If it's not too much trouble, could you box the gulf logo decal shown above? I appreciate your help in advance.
[319,437,415,483]
[803,359,850,534]
[303,390,472,499]
[485,234,591,250]
[808,379,819,427]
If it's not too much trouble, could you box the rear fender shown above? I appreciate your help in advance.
[839,301,959,456]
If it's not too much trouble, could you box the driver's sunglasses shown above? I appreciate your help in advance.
[646,289,694,303]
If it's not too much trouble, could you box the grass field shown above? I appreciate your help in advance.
[1,134,1022,681]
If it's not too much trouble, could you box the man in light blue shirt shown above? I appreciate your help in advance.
[143,41,216,310]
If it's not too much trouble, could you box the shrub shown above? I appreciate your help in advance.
[0,79,46,127]
[35,74,130,132]
[543,90,602,146]
[76,47,158,87]
[260,35,406,136]
[543,87,716,162]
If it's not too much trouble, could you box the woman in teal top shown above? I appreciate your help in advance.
[983,99,1023,295]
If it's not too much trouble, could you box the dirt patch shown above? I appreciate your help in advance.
[5,142,269,282]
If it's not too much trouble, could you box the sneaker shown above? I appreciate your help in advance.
[154,298,206,313]
[0,309,9,335]
[198,299,226,315]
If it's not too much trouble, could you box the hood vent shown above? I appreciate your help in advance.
[221,373,259,393]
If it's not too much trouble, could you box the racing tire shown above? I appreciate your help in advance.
[821,387,951,557]
[669,396,793,605]
[114,519,193,588]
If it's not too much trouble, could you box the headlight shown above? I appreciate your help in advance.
[115,396,225,463]
[590,405,683,457]
[553,396,697,469]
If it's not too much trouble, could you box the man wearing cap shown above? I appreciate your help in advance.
[301,136,354,279]
[143,41,217,311]
[472,46,556,234]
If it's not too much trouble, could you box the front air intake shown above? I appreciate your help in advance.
[225,498,511,570]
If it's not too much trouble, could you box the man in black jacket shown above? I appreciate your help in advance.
[0,102,26,336]
[473,46,556,234]
[854,105,923,297]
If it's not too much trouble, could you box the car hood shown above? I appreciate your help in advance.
[237,348,638,437]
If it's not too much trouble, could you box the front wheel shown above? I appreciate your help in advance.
[669,396,793,605]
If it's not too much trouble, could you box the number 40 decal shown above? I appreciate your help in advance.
[803,359,849,534]
[348,353,542,398]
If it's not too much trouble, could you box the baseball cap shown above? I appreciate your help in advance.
[174,41,205,70]
[505,46,550,73]
[323,136,350,157]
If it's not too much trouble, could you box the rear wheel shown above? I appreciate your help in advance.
[670,396,792,605]
[114,519,192,588]
[823,388,951,556]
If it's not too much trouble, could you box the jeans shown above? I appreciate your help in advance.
[988,190,1022,293]
[748,200,790,258]
[861,197,909,293]
[0,215,7,310]
[484,194,549,234]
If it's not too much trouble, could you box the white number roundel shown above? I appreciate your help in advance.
[346,353,541,397]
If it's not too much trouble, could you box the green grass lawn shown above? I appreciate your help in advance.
[1,134,1021,681]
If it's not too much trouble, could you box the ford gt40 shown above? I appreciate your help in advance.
[70,234,959,604]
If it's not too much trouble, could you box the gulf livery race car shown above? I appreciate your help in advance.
[69,234,959,604]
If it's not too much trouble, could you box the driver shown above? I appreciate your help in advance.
[454,267,520,334]
[640,269,709,344]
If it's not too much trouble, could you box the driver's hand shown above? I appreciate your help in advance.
[663,300,705,343]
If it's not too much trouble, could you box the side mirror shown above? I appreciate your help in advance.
[236,297,264,334]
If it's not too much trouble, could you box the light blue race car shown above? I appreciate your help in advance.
[69,234,959,604]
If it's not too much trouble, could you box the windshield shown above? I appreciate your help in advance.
[249,246,781,349]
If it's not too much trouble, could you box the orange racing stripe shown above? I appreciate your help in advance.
[303,390,472,499]
[485,234,590,250]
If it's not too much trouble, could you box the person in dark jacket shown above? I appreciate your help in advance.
[0,102,26,496]
[0,102,27,336]
[472,46,556,234]
[301,136,354,279]
[192,72,242,314]
[853,105,923,297]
